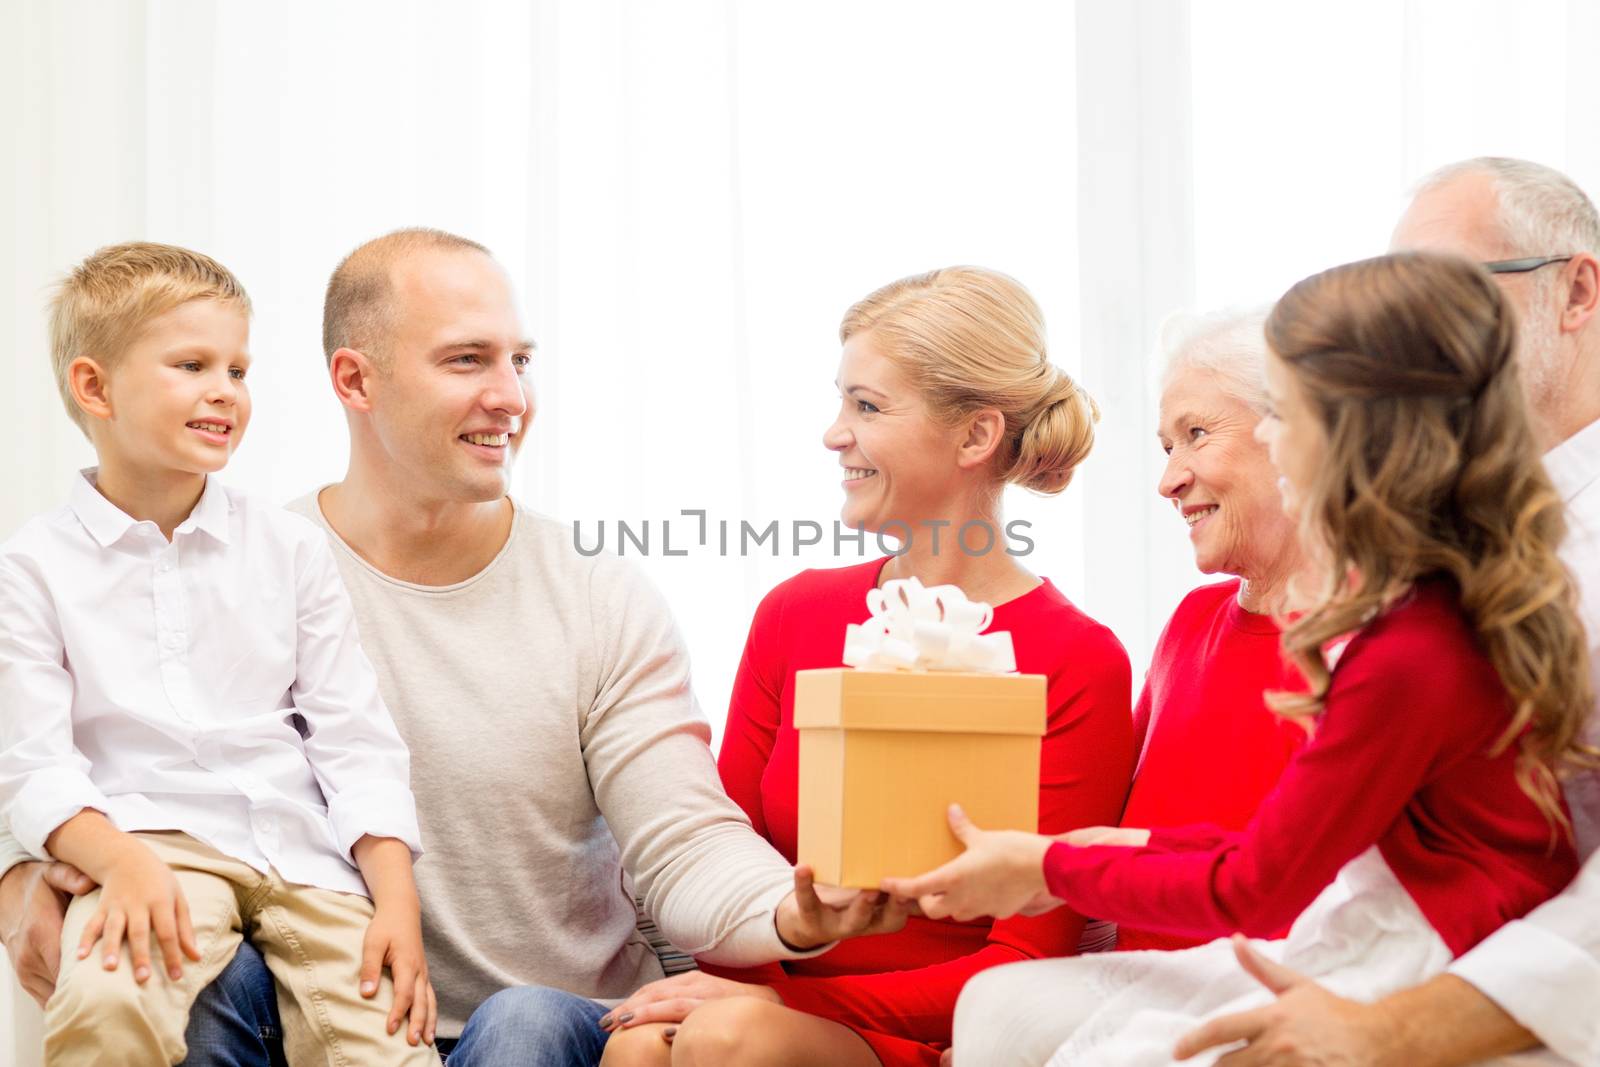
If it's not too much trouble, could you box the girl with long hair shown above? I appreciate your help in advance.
[885,252,1595,1065]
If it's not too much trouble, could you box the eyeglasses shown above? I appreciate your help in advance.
[1482,255,1573,274]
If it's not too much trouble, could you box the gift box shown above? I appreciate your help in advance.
[794,578,1046,888]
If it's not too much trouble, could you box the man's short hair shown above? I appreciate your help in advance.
[48,241,251,436]
[1415,156,1600,259]
[322,228,491,367]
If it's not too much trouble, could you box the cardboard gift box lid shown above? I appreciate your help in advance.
[794,668,1046,735]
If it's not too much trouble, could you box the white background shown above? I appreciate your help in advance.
[4,1,1600,1059]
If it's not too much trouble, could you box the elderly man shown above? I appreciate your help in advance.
[1178,157,1600,1067]
[0,228,897,1067]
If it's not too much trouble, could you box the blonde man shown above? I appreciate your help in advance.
[1,230,900,1067]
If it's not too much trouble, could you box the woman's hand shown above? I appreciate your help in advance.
[75,837,201,984]
[599,971,781,1032]
[773,864,912,950]
[879,805,1060,922]
[1058,825,1151,848]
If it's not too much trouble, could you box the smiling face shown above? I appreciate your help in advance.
[1254,349,1326,521]
[86,297,252,477]
[1157,364,1296,579]
[822,330,967,534]
[361,248,534,503]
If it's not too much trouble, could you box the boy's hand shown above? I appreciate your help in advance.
[76,837,201,984]
[360,897,436,1047]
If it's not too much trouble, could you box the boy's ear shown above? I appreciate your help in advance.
[328,347,376,414]
[67,357,114,423]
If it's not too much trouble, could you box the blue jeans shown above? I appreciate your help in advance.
[443,985,610,1067]
[179,941,285,1067]
[177,943,608,1067]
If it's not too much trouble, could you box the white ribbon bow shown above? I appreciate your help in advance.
[841,577,1017,673]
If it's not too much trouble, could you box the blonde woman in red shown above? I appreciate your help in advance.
[599,267,1135,1067]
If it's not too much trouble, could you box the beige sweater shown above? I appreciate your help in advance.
[0,493,806,1038]
[283,493,805,1035]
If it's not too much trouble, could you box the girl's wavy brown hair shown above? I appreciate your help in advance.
[1264,251,1597,831]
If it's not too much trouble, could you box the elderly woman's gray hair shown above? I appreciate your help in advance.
[1158,307,1271,415]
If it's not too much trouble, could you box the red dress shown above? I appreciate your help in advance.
[715,558,1134,1066]
[1042,579,1578,957]
[1116,579,1306,950]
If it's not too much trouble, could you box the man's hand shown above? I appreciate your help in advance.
[0,860,96,1006]
[600,970,781,1033]
[1174,935,1400,1066]
[1178,935,1547,1067]
[773,864,912,951]
[879,805,1058,922]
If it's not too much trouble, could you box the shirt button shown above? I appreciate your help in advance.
[163,633,183,650]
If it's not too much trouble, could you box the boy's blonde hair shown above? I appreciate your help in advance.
[49,242,252,435]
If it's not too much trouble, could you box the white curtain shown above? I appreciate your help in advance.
[5,2,1599,1061]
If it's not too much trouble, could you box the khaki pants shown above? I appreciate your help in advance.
[43,831,439,1067]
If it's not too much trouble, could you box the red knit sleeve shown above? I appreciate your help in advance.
[1040,610,1498,942]
[716,582,789,838]
[1145,824,1237,851]
[769,625,1135,1044]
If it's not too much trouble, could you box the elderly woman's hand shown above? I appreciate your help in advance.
[1058,825,1151,848]
[879,805,1061,922]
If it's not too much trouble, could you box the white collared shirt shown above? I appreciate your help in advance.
[0,470,420,897]
[1450,418,1600,1065]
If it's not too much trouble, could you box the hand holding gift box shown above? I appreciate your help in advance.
[796,578,1047,888]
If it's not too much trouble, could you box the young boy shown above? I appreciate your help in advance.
[0,243,439,1065]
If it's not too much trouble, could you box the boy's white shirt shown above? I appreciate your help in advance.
[0,469,420,897]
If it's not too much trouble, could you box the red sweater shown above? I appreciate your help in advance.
[716,559,1133,1053]
[1117,579,1306,950]
[1043,580,1578,958]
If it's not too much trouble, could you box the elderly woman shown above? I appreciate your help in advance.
[884,252,1592,1065]
[1109,309,1310,952]
[597,266,1135,1067]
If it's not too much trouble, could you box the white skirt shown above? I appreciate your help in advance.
[952,846,1575,1066]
